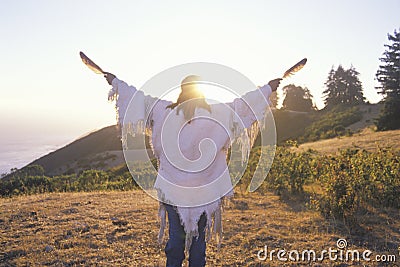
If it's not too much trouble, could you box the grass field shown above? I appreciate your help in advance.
[294,128,400,154]
[2,122,399,266]
[1,190,399,266]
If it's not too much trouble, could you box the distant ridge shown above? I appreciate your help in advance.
[11,103,382,178]
[29,125,121,176]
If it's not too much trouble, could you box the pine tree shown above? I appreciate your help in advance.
[282,84,315,112]
[323,65,365,108]
[346,67,365,104]
[375,29,400,130]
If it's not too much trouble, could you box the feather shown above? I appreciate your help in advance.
[282,58,307,78]
[79,51,105,74]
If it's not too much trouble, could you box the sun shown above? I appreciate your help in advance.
[198,83,237,103]
[160,82,238,103]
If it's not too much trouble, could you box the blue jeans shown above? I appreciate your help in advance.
[164,204,207,267]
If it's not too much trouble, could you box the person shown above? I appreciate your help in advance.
[104,71,280,267]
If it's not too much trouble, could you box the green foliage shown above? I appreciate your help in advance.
[376,29,400,98]
[264,146,313,194]
[314,148,400,218]
[0,159,162,197]
[375,29,400,130]
[300,105,361,142]
[0,167,138,197]
[77,170,109,191]
[239,145,399,220]
[318,171,357,218]
[375,94,400,131]
[239,144,313,195]
[13,165,45,177]
[272,109,314,144]
[323,65,365,107]
[272,104,363,145]
[2,146,399,224]
[282,84,315,112]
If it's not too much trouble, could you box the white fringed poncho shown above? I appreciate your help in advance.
[108,78,272,250]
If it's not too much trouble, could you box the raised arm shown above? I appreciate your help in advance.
[231,78,281,128]
[105,73,140,125]
[104,73,171,128]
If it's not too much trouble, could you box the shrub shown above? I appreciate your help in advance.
[300,105,362,142]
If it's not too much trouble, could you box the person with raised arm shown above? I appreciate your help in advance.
[104,71,280,267]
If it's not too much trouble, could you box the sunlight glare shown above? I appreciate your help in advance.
[198,83,237,103]
[160,83,238,103]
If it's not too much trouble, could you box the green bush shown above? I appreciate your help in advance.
[300,105,362,142]
[239,145,399,219]
[265,146,312,194]
[0,166,138,197]
[375,96,400,131]
[308,148,399,218]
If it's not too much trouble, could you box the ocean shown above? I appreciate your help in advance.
[0,136,74,176]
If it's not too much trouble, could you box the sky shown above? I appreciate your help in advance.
[0,0,399,173]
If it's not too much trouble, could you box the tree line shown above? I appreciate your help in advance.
[273,28,400,131]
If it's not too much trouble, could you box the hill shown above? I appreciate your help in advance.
[272,109,314,143]
[8,103,382,178]
[294,128,400,154]
[28,125,122,176]
[273,103,382,144]
[346,103,382,132]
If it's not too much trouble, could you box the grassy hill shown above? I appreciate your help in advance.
[273,103,382,144]
[29,125,122,176]
[14,125,153,178]
[7,103,382,178]
[346,103,382,132]
[295,128,400,154]
[272,109,314,143]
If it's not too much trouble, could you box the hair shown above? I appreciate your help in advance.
[166,75,211,122]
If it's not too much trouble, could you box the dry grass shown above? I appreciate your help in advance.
[1,190,399,266]
[294,128,400,154]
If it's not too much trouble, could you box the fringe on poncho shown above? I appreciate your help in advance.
[108,78,272,251]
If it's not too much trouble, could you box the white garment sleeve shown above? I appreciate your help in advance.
[230,84,272,129]
[108,78,171,129]
[108,78,137,125]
